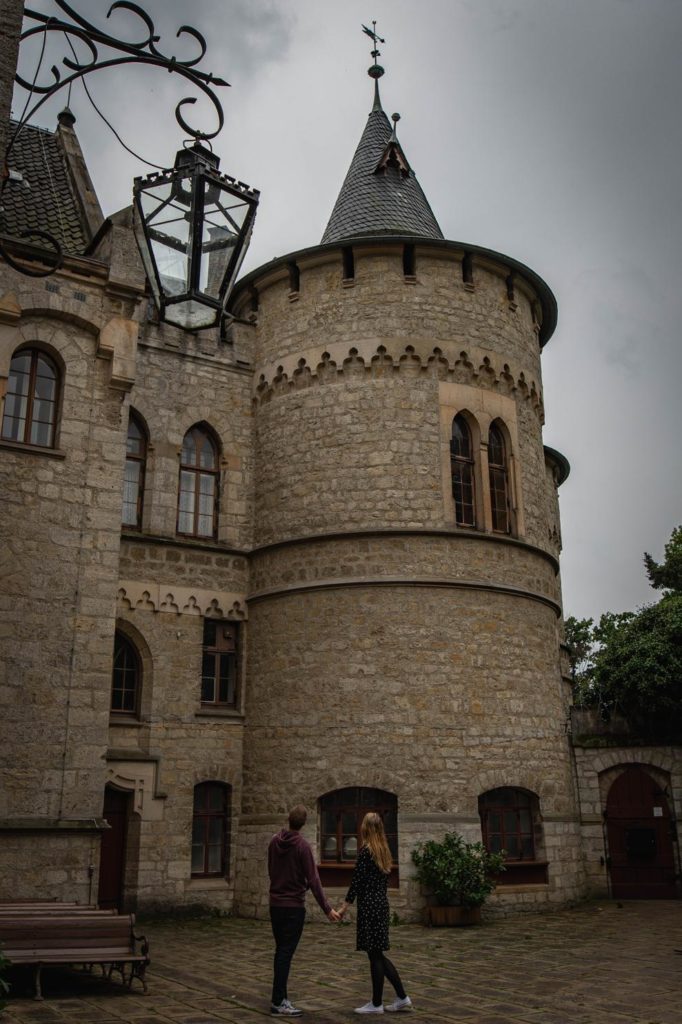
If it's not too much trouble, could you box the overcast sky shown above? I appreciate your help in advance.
[15,0,682,622]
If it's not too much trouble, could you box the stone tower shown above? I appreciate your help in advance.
[230,63,580,918]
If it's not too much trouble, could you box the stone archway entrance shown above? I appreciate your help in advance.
[605,766,678,899]
[98,784,133,910]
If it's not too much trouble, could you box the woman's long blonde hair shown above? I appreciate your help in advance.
[361,812,392,874]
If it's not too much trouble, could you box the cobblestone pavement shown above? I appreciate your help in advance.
[3,901,681,1024]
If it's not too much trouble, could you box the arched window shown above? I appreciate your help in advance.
[479,787,547,884]
[177,425,219,538]
[1,348,60,447]
[111,630,141,715]
[450,414,476,527]
[488,422,510,534]
[319,787,398,888]
[192,782,231,877]
[122,411,147,529]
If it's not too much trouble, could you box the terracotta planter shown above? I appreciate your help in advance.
[426,905,482,927]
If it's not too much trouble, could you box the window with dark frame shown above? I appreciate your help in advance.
[122,412,147,529]
[111,630,141,715]
[451,414,476,527]
[479,787,548,885]
[191,781,230,877]
[488,422,511,533]
[318,787,398,888]
[177,425,219,538]
[201,620,239,708]
[1,348,59,448]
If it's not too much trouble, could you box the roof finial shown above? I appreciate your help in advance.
[362,21,385,111]
[390,112,400,142]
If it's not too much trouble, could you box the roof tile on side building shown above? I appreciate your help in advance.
[2,120,91,256]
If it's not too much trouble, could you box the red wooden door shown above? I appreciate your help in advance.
[606,767,678,899]
[98,785,132,910]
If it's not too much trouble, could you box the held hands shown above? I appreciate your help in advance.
[327,908,341,922]
[337,901,349,920]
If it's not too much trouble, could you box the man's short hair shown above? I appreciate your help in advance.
[288,804,307,830]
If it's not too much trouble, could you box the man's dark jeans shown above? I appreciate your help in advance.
[270,905,306,1006]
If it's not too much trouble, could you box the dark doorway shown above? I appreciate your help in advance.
[605,766,678,899]
[98,785,133,910]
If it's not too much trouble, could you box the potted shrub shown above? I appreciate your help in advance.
[411,831,505,926]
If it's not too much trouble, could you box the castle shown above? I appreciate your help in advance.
[1,5,679,917]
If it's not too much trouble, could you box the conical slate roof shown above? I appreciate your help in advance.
[321,93,443,245]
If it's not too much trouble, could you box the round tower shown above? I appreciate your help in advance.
[231,57,580,918]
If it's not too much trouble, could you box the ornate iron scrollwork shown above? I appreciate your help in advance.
[1,1,230,277]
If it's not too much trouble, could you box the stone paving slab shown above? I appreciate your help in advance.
[2,902,681,1024]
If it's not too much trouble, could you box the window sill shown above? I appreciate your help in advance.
[0,438,65,459]
[195,707,244,720]
[184,876,230,892]
[109,716,147,727]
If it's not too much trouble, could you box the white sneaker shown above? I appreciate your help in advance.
[385,996,413,1013]
[355,1003,384,1014]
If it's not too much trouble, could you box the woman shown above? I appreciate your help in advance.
[338,812,412,1014]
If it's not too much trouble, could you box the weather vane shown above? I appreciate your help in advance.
[362,20,385,80]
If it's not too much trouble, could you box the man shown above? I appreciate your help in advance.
[268,804,339,1016]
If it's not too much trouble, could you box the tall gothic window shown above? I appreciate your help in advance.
[122,411,147,529]
[451,414,476,527]
[1,348,60,448]
[177,425,219,538]
[191,782,230,877]
[488,422,510,533]
[111,630,141,715]
[201,620,239,708]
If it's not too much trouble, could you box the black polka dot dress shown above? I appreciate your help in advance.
[344,845,390,952]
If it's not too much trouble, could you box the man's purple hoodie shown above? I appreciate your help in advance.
[268,829,331,914]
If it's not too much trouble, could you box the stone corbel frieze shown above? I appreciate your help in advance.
[117,580,247,619]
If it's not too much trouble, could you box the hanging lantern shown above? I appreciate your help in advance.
[132,144,259,330]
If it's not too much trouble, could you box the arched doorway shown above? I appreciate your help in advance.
[98,784,133,910]
[605,766,678,899]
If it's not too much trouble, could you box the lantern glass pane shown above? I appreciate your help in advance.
[139,176,193,297]
[198,180,251,300]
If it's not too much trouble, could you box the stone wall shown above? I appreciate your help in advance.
[0,275,127,897]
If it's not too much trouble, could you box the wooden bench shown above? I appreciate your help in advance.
[0,913,149,999]
[0,906,117,916]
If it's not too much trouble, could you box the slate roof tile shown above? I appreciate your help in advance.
[2,120,89,256]
[321,106,443,245]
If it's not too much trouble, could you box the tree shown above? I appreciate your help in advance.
[567,526,682,736]
[644,525,682,595]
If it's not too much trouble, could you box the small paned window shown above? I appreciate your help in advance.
[479,787,548,885]
[451,414,476,527]
[1,349,59,447]
[192,782,230,877]
[488,423,510,533]
[177,425,219,538]
[201,620,239,708]
[111,631,141,715]
[319,787,398,888]
[480,788,535,860]
[122,412,147,529]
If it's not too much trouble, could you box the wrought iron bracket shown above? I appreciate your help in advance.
[2,1,230,278]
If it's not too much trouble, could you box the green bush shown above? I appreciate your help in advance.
[411,831,505,908]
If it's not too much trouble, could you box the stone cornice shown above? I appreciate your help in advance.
[247,575,562,616]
